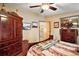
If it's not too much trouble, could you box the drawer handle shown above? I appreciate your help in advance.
[4,49,8,51]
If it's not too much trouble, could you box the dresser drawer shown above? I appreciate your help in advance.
[0,47,10,56]
[0,40,16,48]
[8,44,16,56]
[9,42,22,56]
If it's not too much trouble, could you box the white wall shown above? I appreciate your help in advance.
[22,12,45,43]
[46,11,79,44]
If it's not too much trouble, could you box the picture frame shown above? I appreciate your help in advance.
[23,23,31,30]
[54,22,59,28]
[32,22,38,28]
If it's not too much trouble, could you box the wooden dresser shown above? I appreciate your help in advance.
[60,29,78,44]
[0,10,23,56]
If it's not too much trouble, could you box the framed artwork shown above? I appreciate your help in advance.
[32,22,38,28]
[54,22,59,28]
[23,23,31,30]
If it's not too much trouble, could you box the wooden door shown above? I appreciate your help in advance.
[8,16,14,41]
[16,18,22,41]
[39,21,50,41]
[0,16,10,42]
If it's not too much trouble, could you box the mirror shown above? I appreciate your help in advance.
[61,15,79,28]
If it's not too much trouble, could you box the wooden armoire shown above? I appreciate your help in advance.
[0,10,23,56]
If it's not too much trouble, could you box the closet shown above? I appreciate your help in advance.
[0,10,23,56]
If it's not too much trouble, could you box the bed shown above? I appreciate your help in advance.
[27,39,79,56]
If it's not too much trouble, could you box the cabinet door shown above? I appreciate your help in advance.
[1,16,10,41]
[16,18,22,40]
[0,15,14,42]
[8,16,14,40]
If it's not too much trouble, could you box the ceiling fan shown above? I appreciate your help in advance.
[29,3,57,13]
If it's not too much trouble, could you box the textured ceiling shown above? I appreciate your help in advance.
[0,3,79,16]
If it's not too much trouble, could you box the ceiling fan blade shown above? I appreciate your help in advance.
[49,3,54,4]
[29,5,40,8]
[49,6,57,11]
[40,9,44,13]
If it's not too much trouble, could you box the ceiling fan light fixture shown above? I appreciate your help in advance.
[1,3,6,11]
[41,5,49,10]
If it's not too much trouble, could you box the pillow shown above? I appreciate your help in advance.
[56,41,78,52]
[43,40,60,49]
[43,43,53,49]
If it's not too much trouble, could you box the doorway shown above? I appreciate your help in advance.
[39,21,51,41]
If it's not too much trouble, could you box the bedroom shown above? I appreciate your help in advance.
[0,3,79,56]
